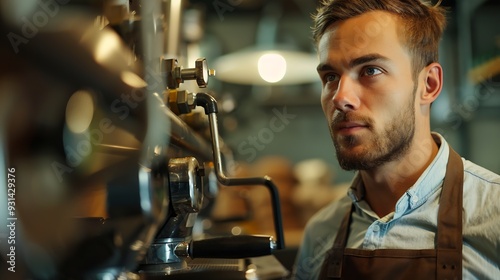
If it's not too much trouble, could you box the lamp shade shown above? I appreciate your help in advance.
[213,48,319,86]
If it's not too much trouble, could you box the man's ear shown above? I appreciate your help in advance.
[420,62,443,105]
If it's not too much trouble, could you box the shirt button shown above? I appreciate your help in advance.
[365,244,375,250]
[411,196,419,204]
[372,225,380,232]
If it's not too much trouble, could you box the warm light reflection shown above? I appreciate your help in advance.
[94,32,121,64]
[65,90,94,133]
[257,53,287,83]
[231,226,242,235]
[245,267,257,280]
[121,71,148,88]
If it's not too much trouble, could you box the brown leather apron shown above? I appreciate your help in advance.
[319,148,463,280]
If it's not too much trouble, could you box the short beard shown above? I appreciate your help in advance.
[331,89,416,171]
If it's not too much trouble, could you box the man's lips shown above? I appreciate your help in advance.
[334,121,369,133]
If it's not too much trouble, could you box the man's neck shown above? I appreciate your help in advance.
[359,134,439,217]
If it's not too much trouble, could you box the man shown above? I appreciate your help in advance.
[293,0,500,279]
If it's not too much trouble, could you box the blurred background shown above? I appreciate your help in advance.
[186,0,500,183]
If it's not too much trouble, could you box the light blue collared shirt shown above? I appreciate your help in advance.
[293,133,500,280]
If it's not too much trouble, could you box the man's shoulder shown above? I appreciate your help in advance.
[462,158,500,187]
[298,195,352,270]
[305,195,352,231]
[461,158,500,224]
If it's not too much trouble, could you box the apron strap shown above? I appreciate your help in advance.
[436,147,463,280]
[321,203,353,278]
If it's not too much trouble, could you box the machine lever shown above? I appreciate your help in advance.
[187,235,276,259]
[168,91,286,250]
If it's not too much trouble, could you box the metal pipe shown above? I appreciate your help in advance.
[90,107,213,164]
[193,92,285,250]
[166,0,183,57]
[165,108,213,161]
[96,144,140,155]
[207,112,285,249]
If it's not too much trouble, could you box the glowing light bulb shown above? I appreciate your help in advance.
[257,53,287,83]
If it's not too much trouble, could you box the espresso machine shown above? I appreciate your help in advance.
[0,0,287,279]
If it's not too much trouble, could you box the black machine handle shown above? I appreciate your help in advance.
[193,92,285,250]
[189,235,276,259]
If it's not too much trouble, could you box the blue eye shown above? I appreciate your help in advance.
[325,74,339,82]
[363,67,382,76]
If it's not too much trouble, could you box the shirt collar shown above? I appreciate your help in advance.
[348,175,364,202]
[348,133,449,218]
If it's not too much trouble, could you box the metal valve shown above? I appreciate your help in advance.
[168,157,204,215]
[163,57,215,89]
[167,89,196,115]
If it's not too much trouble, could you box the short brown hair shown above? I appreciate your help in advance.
[312,0,447,76]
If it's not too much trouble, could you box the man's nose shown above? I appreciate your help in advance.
[332,76,360,112]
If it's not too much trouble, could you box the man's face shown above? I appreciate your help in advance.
[317,11,418,170]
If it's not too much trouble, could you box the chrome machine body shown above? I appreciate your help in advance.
[0,1,286,279]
